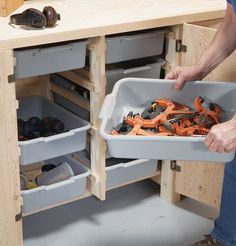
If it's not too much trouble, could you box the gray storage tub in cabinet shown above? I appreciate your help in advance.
[18,96,90,165]
[106,158,159,190]
[100,78,236,162]
[21,155,90,214]
[74,152,159,190]
[106,30,166,64]
[106,58,165,94]
[14,40,88,79]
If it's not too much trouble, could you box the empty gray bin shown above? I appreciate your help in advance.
[106,58,165,94]
[100,79,236,162]
[106,158,159,190]
[18,96,90,165]
[106,30,166,64]
[21,155,90,214]
[14,40,88,79]
[74,152,159,190]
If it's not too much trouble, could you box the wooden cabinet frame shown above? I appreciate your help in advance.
[0,1,227,245]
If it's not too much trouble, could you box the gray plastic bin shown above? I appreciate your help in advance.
[21,155,90,214]
[14,40,88,79]
[106,158,159,190]
[106,58,165,94]
[74,152,159,190]
[18,96,90,165]
[106,30,166,64]
[100,78,236,162]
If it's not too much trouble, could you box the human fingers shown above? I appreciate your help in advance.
[208,138,220,152]
[174,75,186,90]
[224,144,236,153]
[217,145,225,153]
[204,133,214,148]
[165,71,175,80]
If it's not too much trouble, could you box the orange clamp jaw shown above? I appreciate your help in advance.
[194,96,221,125]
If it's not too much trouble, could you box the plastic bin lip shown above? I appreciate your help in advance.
[100,126,206,143]
[15,39,89,52]
[18,124,91,146]
[21,155,91,194]
[112,78,236,93]
[106,57,166,74]
[106,29,167,41]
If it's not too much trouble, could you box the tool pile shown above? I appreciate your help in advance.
[111,96,221,137]
[20,161,74,190]
[18,116,65,141]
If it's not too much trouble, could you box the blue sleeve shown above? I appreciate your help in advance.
[227,0,236,13]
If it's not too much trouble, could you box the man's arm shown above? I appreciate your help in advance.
[165,3,236,153]
[165,3,236,89]
[196,4,236,78]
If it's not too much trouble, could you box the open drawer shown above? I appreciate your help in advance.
[105,158,159,190]
[21,155,90,214]
[74,152,160,190]
[18,96,90,165]
[14,40,88,79]
[106,29,166,64]
[106,57,165,94]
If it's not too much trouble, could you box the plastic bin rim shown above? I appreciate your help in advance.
[21,155,91,194]
[18,125,90,145]
[106,29,167,41]
[106,58,166,73]
[111,78,236,94]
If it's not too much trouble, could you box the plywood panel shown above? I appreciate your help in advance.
[181,23,236,81]
[175,161,224,208]
[0,50,23,246]
[176,22,236,208]
[89,37,106,200]
[16,75,51,99]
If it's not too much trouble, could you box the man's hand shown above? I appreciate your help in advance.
[165,65,204,90]
[205,118,236,153]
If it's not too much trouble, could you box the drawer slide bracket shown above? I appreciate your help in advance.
[15,207,22,221]
[170,160,181,172]
[8,74,15,83]
[175,40,187,53]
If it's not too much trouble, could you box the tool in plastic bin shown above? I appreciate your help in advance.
[35,162,74,186]
[111,97,221,137]
[194,96,221,126]
[17,117,65,141]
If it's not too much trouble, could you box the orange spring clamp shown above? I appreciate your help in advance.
[111,97,221,137]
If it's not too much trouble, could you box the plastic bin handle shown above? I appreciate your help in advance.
[43,179,75,191]
[123,66,151,74]
[123,31,163,41]
[43,131,75,142]
[99,94,115,119]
